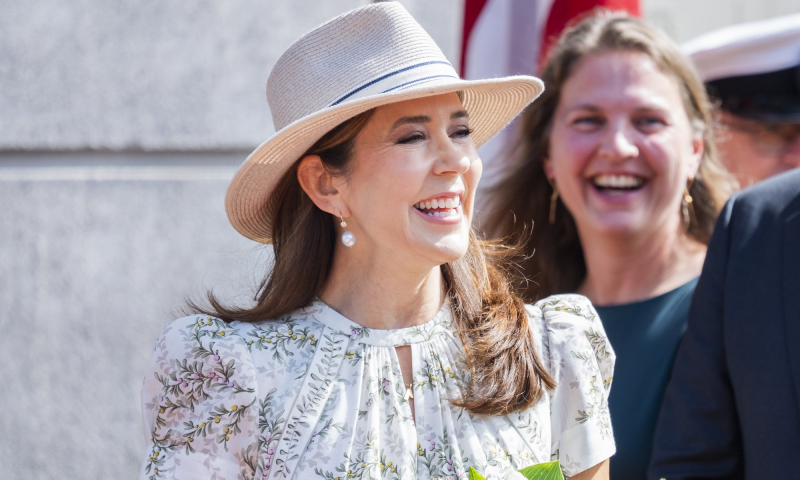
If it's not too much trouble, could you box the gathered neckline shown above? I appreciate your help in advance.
[302,297,454,347]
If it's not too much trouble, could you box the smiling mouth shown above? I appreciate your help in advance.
[592,174,645,194]
[413,196,462,218]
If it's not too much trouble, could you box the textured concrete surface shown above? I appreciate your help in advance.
[0,0,463,151]
[0,164,269,479]
[644,0,800,42]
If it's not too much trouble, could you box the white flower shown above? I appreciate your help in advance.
[507,472,527,480]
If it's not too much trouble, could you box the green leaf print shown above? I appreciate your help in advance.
[470,460,565,480]
[517,460,564,479]
[469,466,487,480]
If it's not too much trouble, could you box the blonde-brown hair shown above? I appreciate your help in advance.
[485,12,735,300]
[194,108,555,415]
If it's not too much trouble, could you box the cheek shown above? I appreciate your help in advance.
[351,161,421,222]
[718,133,775,174]
[465,159,482,196]
[645,133,694,181]
[549,128,594,176]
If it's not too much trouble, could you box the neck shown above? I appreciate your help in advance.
[319,244,445,330]
[578,223,705,306]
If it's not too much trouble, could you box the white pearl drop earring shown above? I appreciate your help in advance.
[340,217,356,247]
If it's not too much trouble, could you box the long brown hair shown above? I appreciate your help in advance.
[193,107,555,415]
[484,12,735,301]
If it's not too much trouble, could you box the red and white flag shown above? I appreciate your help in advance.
[462,0,640,188]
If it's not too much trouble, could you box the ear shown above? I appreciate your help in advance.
[687,134,704,179]
[296,155,351,217]
[542,155,555,180]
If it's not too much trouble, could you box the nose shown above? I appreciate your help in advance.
[599,121,639,161]
[433,136,472,176]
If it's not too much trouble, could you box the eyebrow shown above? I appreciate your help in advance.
[389,110,470,130]
[391,115,430,130]
[565,105,603,113]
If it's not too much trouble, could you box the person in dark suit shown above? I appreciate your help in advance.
[649,167,800,479]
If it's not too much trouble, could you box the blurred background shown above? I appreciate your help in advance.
[1,0,798,478]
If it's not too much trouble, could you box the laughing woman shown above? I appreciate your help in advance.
[484,14,734,479]
[139,4,615,480]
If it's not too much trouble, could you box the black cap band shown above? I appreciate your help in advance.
[707,65,800,123]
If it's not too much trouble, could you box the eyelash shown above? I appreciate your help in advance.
[636,117,665,126]
[571,117,666,128]
[397,127,473,144]
[455,127,474,138]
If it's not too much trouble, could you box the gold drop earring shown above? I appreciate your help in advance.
[681,177,695,230]
[548,178,559,225]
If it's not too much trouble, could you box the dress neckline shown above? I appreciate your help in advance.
[593,277,699,311]
[303,297,454,347]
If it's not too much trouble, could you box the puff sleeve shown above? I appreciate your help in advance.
[535,294,616,477]
[139,315,259,480]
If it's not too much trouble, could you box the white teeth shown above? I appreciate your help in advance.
[415,196,463,214]
[593,174,643,189]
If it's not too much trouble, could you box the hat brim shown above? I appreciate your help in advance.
[226,75,544,244]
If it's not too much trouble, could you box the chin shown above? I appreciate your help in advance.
[587,213,649,236]
[422,237,470,266]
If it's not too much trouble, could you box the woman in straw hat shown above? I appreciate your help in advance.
[139,4,614,479]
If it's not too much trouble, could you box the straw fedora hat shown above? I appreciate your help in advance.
[226,1,544,243]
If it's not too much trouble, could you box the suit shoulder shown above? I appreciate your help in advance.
[733,169,800,216]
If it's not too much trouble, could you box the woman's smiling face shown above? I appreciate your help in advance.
[336,92,481,268]
[546,50,703,239]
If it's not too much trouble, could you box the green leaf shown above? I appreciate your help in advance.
[469,466,488,480]
[518,460,564,480]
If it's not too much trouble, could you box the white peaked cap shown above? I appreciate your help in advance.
[682,13,800,82]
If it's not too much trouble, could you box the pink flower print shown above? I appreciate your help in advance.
[213,355,220,361]
[193,374,201,380]
[228,380,234,388]
[268,447,275,455]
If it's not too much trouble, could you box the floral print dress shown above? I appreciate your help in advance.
[139,294,615,480]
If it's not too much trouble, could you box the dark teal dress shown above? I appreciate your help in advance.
[594,278,698,480]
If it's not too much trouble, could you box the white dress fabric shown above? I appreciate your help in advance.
[139,294,615,480]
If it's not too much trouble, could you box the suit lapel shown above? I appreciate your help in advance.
[784,203,800,415]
